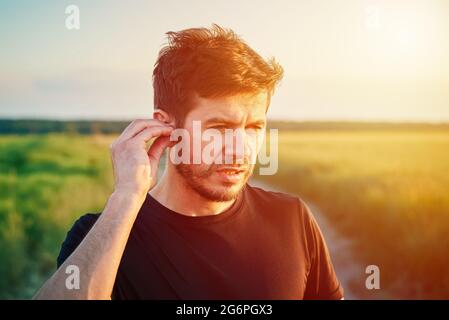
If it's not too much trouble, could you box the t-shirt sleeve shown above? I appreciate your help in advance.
[298,199,344,300]
[56,213,101,269]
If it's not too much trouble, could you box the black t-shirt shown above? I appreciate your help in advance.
[57,183,343,299]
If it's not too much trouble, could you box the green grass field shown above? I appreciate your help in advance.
[257,129,449,299]
[0,134,115,298]
[1,129,449,298]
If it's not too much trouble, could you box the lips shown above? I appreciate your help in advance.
[215,167,247,183]
[219,170,242,175]
[216,167,246,175]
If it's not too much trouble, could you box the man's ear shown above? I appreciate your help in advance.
[153,109,175,127]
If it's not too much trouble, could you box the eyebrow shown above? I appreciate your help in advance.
[204,117,266,126]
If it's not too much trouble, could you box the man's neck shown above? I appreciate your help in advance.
[149,164,237,217]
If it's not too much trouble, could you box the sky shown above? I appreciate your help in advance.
[0,0,448,122]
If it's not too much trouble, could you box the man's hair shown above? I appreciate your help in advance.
[152,24,284,125]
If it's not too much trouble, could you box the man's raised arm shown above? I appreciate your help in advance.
[33,119,174,299]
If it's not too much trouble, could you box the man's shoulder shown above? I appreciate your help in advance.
[73,212,101,230]
[245,182,303,210]
[245,182,315,220]
[62,212,101,245]
[57,212,101,268]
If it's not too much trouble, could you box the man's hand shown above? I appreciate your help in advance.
[109,119,175,198]
[33,119,176,300]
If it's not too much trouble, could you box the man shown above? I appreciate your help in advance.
[34,24,343,300]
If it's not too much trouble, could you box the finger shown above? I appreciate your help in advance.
[119,119,170,142]
[147,136,173,178]
[147,135,172,164]
[132,125,173,144]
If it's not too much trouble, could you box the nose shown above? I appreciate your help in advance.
[223,128,250,165]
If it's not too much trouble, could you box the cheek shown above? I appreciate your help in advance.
[247,130,265,158]
[192,160,216,176]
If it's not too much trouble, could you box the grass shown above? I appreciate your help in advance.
[1,128,449,299]
[0,133,115,299]
[256,129,449,299]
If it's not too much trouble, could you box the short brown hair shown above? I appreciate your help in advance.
[152,24,283,125]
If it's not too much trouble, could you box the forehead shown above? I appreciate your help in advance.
[186,91,268,123]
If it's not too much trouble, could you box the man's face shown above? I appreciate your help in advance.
[173,91,268,202]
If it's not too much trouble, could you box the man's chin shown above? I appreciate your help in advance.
[198,183,244,202]
[193,178,247,202]
[175,164,251,202]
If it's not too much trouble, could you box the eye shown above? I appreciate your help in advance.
[210,125,227,130]
[246,125,263,130]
